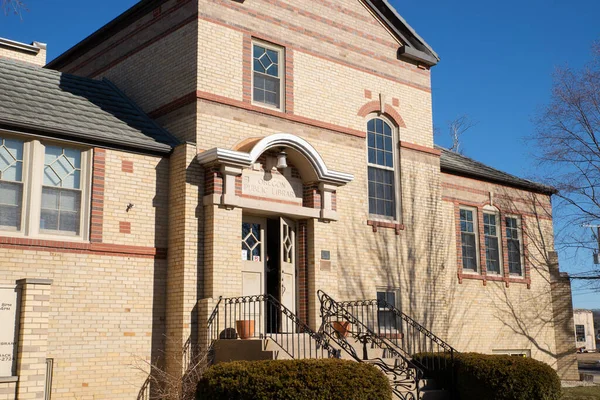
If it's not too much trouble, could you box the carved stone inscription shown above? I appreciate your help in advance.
[242,169,303,205]
[0,288,18,377]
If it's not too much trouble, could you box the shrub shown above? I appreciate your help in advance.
[196,358,392,400]
[412,352,562,400]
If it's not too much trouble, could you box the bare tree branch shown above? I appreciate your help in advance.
[447,115,478,154]
[532,42,600,287]
[1,0,27,18]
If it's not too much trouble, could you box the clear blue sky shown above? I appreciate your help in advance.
[1,1,599,308]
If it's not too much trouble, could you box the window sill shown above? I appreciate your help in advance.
[457,271,531,288]
[0,377,18,383]
[367,220,404,234]
[0,230,87,243]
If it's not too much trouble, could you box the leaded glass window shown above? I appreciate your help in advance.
[506,216,523,276]
[253,43,283,109]
[40,145,82,235]
[484,213,501,274]
[367,118,395,218]
[242,222,262,261]
[460,208,478,272]
[0,137,24,231]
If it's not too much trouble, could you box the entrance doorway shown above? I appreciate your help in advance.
[241,215,297,333]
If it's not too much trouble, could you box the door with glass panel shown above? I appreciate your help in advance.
[279,217,296,329]
[241,216,266,337]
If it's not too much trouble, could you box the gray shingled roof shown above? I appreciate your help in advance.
[436,145,556,195]
[0,58,178,153]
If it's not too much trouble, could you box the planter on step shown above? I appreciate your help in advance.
[332,321,350,338]
[236,319,255,339]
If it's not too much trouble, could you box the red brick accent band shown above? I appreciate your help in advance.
[303,183,321,209]
[357,100,407,128]
[200,15,430,92]
[65,0,194,74]
[297,220,309,323]
[285,48,294,114]
[242,34,252,104]
[399,141,441,156]
[121,160,134,173]
[90,148,105,243]
[0,236,167,259]
[364,89,372,99]
[119,221,131,234]
[151,90,367,138]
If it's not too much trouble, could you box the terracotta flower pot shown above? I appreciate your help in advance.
[236,320,255,339]
[332,321,350,338]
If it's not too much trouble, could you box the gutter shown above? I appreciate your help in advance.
[0,37,45,54]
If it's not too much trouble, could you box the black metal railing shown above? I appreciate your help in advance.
[207,294,339,360]
[339,298,456,372]
[318,290,422,400]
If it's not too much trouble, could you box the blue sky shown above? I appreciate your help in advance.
[1,1,599,308]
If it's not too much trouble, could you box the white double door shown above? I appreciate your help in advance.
[241,215,296,314]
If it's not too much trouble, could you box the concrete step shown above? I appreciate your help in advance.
[212,339,275,363]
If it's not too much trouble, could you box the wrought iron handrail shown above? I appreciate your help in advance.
[318,290,422,400]
[207,294,339,360]
[338,296,457,396]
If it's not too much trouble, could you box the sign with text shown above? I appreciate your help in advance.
[0,287,18,377]
[242,170,303,205]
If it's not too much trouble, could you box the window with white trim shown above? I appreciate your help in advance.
[367,117,397,219]
[0,137,24,231]
[576,325,585,342]
[505,216,524,276]
[252,41,284,110]
[0,133,91,240]
[376,290,398,332]
[483,209,502,274]
[460,207,478,272]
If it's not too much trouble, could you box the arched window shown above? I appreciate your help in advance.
[367,117,397,218]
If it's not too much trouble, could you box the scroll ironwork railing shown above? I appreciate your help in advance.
[318,290,422,400]
[207,294,339,360]
[339,298,456,374]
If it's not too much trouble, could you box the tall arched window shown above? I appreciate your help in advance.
[367,117,396,218]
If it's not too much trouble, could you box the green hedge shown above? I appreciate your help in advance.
[196,359,392,400]
[413,352,562,400]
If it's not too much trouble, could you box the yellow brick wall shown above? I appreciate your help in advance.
[0,44,46,66]
[441,173,560,368]
[0,250,166,400]
[102,150,170,248]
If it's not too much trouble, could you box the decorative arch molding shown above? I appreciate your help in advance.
[197,133,354,185]
[357,100,406,128]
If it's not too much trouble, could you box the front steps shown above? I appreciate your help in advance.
[212,336,450,400]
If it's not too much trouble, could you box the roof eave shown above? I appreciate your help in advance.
[440,166,558,196]
[46,0,166,69]
[0,118,173,156]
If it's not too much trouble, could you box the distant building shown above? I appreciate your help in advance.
[593,310,600,348]
[574,309,596,352]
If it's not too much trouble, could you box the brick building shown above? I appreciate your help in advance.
[0,0,578,398]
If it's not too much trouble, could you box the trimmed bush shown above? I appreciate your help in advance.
[196,359,392,400]
[413,352,562,400]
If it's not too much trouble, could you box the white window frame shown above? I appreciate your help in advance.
[505,214,525,277]
[366,115,401,222]
[483,205,502,275]
[376,288,400,333]
[492,349,531,358]
[251,40,285,111]
[0,132,92,242]
[459,206,479,274]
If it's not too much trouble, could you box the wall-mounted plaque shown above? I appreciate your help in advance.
[0,287,19,377]
[242,169,303,206]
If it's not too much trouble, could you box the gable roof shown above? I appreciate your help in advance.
[436,145,557,195]
[0,58,178,154]
[47,0,439,69]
